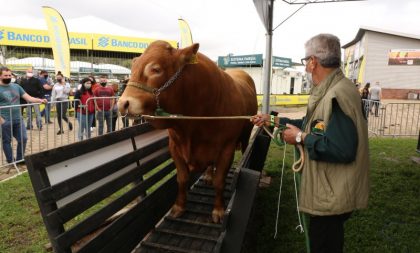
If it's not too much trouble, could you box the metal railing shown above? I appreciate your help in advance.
[1,97,141,170]
[363,99,420,137]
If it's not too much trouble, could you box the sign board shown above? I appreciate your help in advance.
[218,54,263,67]
[7,64,33,71]
[272,56,292,68]
[79,67,112,74]
[388,49,420,66]
[0,26,177,53]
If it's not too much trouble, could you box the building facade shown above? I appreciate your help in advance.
[343,27,420,99]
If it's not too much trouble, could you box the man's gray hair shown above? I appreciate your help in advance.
[305,34,341,68]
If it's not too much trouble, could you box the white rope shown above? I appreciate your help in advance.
[293,150,304,233]
[274,143,287,239]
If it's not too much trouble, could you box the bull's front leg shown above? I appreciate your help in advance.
[212,145,235,223]
[169,144,189,218]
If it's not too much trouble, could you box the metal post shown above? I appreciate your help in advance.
[91,37,94,76]
[261,0,274,114]
[262,32,273,114]
[0,46,7,65]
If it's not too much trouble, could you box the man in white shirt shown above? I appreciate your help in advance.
[369,81,382,117]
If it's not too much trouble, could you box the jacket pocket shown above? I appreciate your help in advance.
[318,165,334,200]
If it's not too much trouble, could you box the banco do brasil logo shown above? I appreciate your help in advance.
[98,37,109,47]
[0,30,4,40]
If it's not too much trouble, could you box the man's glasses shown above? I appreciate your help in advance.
[301,56,312,66]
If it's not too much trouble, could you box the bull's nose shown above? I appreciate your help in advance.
[122,100,129,109]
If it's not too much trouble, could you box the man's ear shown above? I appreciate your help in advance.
[179,43,199,64]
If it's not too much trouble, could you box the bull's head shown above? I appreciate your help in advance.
[118,40,199,118]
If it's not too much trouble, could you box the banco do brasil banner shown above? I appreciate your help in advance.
[0,26,177,53]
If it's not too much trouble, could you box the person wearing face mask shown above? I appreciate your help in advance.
[19,68,45,130]
[251,34,369,253]
[51,73,73,135]
[93,75,115,135]
[0,67,47,164]
[74,78,95,141]
[38,70,54,124]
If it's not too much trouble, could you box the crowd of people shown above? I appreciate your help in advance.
[0,66,129,164]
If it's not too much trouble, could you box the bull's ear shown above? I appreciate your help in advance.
[180,43,199,63]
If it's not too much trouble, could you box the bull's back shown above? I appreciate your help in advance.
[224,69,257,114]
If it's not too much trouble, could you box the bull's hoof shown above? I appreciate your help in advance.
[212,208,225,223]
[170,204,185,218]
[203,173,213,185]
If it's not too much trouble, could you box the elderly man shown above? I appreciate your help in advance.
[252,34,369,253]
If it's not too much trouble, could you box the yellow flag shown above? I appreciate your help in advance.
[178,18,197,64]
[42,6,71,77]
[178,18,193,48]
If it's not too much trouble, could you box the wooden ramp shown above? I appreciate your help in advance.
[25,123,271,253]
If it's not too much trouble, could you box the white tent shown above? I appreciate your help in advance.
[6,57,131,75]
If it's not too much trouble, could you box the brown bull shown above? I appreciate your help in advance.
[118,40,257,223]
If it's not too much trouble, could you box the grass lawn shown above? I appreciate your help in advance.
[0,138,419,252]
[244,137,420,253]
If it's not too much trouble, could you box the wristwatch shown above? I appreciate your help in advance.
[296,131,303,144]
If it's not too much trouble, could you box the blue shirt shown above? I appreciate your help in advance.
[0,83,26,121]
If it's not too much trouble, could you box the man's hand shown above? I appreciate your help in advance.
[39,98,48,104]
[250,113,270,127]
[283,123,302,145]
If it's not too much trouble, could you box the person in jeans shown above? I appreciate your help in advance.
[39,70,54,124]
[0,67,47,164]
[369,81,382,117]
[74,78,95,141]
[51,72,73,135]
[19,68,44,130]
[93,75,115,135]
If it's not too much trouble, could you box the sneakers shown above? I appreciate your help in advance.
[57,130,64,135]
[69,122,73,131]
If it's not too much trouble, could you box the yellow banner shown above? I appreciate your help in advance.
[91,34,177,53]
[42,6,71,77]
[0,26,91,49]
[178,18,193,48]
[257,95,309,106]
[0,26,176,53]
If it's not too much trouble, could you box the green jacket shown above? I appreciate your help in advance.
[299,69,370,216]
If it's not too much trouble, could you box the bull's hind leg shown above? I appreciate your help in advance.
[212,145,235,223]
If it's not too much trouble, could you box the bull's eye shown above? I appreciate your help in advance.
[151,67,161,74]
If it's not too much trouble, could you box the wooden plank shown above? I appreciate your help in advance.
[163,216,222,229]
[46,148,171,224]
[247,133,271,171]
[27,124,155,167]
[78,175,178,253]
[26,157,70,253]
[140,241,209,253]
[219,169,261,253]
[55,162,176,249]
[39,137,168,202]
